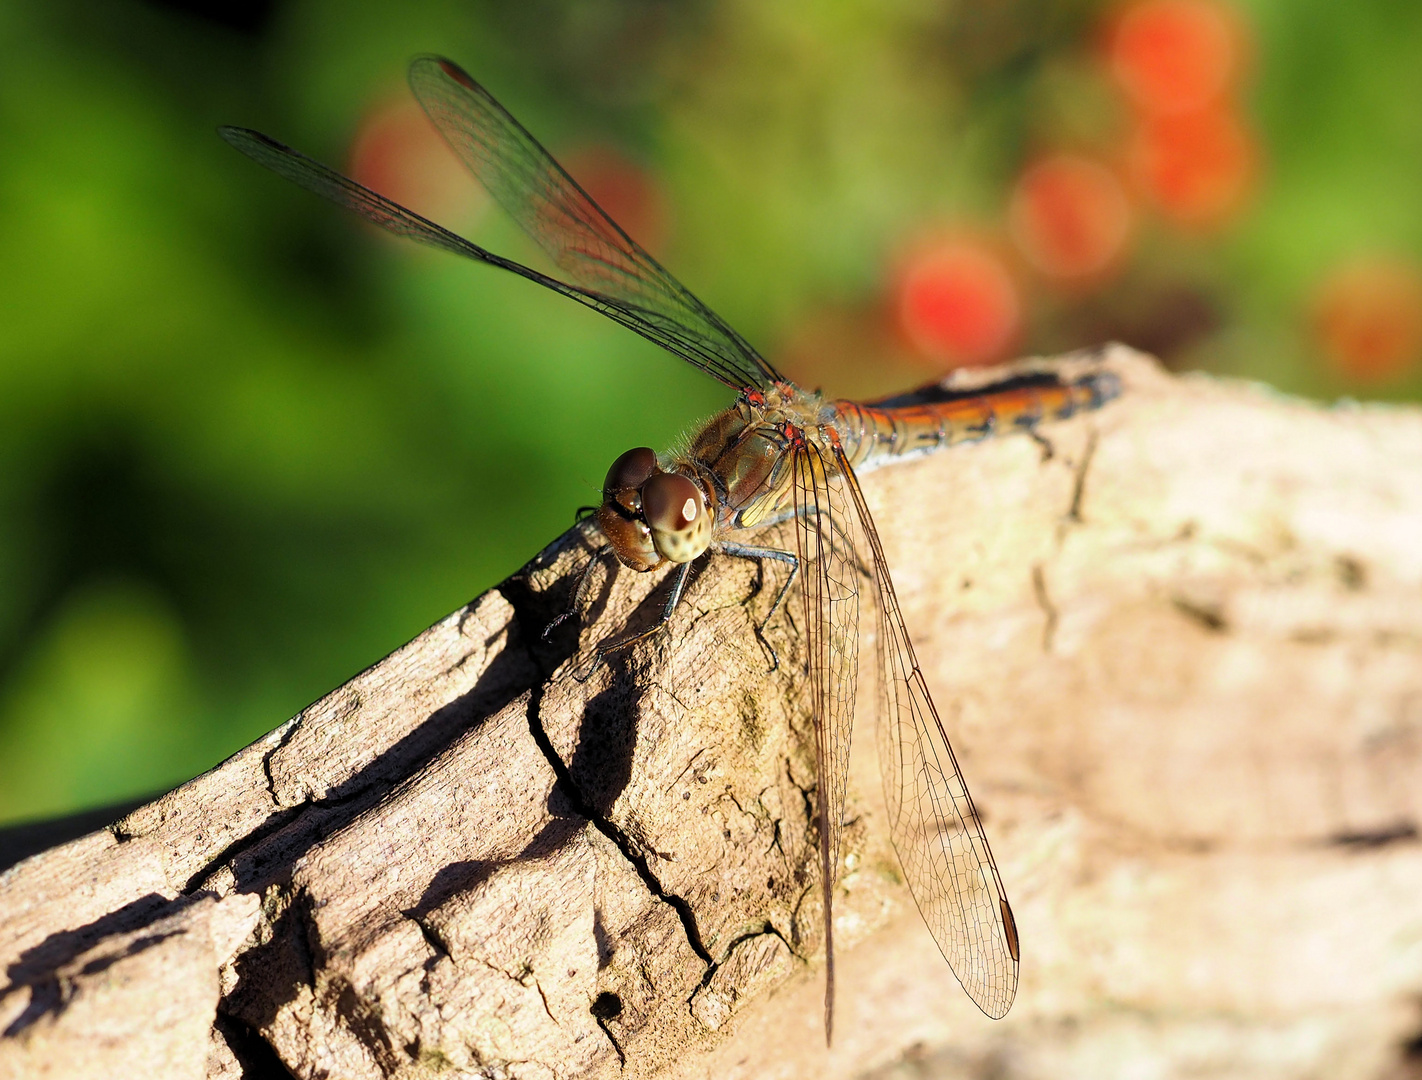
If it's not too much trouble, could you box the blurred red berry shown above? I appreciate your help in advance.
[560,145,670,256]
[349,95,483,227]
[1109,0,1243,116]
[1312,257,1422,382]
[895,238,1021,368]
[1009,154,1134,282]
[1131,106,1256,228]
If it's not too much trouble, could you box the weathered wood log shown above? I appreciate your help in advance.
[2,346,1420,1080]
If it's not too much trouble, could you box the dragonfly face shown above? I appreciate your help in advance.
[597,446,714,572]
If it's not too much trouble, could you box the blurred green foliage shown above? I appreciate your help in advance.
[1,0,1419,825]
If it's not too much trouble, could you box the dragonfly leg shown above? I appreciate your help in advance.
[1027,426,1055,462]
[543,543,613,640]
[716,542,799,672]
[575,561,694,683]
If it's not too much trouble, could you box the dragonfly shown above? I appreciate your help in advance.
[221,56,1118,1043]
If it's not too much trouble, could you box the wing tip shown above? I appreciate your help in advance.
[979,992,1016,1021]
[217,125,289,157]
[972,957,1020,1020]
[410,54,480,93]
[969,965,1019,1021]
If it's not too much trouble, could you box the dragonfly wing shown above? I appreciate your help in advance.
[834,445,1020,1019]
[790,437,862,1042]
[219,128,709,358]
[219,65,781,394]
[407,56,782,393]
[221,126,514,261]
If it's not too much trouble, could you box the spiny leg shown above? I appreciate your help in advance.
[716,541,800,671]
[574,561,694,683]
[1027,425,1055,462]
[543,543,613,640]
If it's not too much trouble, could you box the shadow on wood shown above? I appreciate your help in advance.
[2,346,1420,1079]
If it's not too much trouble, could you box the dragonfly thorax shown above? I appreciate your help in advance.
[596,447,714,572]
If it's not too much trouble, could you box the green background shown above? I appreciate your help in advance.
[2,0,1420,825]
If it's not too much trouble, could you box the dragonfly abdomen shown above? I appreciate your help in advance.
[837,369,1120,471]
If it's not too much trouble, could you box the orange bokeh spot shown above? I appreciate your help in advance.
[349,95,483,227]
[1009,154,1134,281]
[1131,106,1256,228]
[559,145,670,256]
[1312,257,1422,382]
[1109,0,1243,116]
[896,239,1021,368]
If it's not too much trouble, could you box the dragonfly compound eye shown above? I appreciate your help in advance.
[597,448,663,572]
[604,446,658,495]
[642,472,711,564]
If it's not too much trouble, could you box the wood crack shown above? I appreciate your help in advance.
[6,350,1422,1078]
[525,679,715,969]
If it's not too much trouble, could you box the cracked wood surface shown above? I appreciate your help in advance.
[2,346,1422,1080]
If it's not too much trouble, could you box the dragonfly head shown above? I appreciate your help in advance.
[597,447,713,572]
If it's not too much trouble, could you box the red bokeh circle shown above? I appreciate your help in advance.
[1009,154,1134,281]
[1131,106,1256,228]
[1109,0,1243,116]
[1312,257,1422,382]
[895,238,1022,368]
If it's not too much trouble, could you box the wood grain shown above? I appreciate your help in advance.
[2,346,1420,1080]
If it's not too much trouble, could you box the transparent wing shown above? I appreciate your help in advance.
[406,56,782,392]
[221,126,523,261]
[218,125,763,392]
[218,59,782,393]
[789,436,862,1042]
[834,445,1020,1019]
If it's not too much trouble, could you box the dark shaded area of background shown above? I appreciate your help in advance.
[2,0,1419,826]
